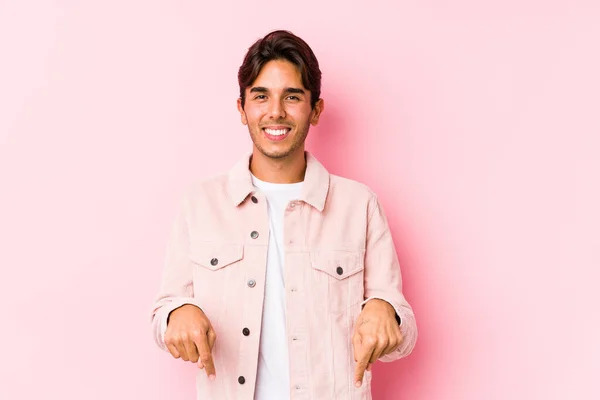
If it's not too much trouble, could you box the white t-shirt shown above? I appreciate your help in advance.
[251,173,303,400]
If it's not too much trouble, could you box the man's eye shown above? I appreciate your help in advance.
[287,96,300,101]
[255,95,267,100]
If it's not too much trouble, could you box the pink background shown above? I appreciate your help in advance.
[1,1,599,399]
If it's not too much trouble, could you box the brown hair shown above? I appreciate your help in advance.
[238,30,322,109]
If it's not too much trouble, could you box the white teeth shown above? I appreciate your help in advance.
[264,128,288,136]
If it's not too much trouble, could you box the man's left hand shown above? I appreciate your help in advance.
[352,299,403,387]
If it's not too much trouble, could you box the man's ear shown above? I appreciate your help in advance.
[237,98,248,125]
[310,98,325,126]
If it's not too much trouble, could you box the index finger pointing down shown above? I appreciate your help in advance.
[194,333,216,380]
[354,340,375,386]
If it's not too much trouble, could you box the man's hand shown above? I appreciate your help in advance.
[352,299,403,387]
[164,304,217,380]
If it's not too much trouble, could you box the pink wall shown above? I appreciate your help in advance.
[1,1,599,399]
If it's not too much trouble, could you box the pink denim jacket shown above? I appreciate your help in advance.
[151,151,417,399]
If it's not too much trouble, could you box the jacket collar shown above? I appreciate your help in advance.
[227,151,330,212]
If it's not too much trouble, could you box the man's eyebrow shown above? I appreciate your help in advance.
[249,87,269,93]
[284,87,305,94]
[248,87,306,94]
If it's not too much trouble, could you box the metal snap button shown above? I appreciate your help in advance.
[336,266,344,275]
[210,258,218,266]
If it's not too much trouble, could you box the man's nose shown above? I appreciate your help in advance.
[268,99,286,119]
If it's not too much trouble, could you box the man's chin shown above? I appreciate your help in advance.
[254,144,296,160]
[260,149,291,159]
[251,134,305,161]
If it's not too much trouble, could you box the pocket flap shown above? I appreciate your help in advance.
[190,243,243,270]
[310,250,365,280]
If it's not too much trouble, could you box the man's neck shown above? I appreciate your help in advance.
[249,148,307,184]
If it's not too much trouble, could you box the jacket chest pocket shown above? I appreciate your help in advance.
[190,242,244,271]
[189,243,244,311]
[310,250,365,314]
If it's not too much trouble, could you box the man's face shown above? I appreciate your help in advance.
[237,59,324,160]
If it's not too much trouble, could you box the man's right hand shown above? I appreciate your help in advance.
[164,304,217,380]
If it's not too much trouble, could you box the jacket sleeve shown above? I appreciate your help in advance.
[360,194,418,362]
[149,191,203,352]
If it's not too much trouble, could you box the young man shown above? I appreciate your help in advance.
[151,30,417,400]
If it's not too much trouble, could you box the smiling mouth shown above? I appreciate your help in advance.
[262,127,291,142]
[262,127,291,136]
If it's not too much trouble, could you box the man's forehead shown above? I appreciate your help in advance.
[250,60,305,89]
